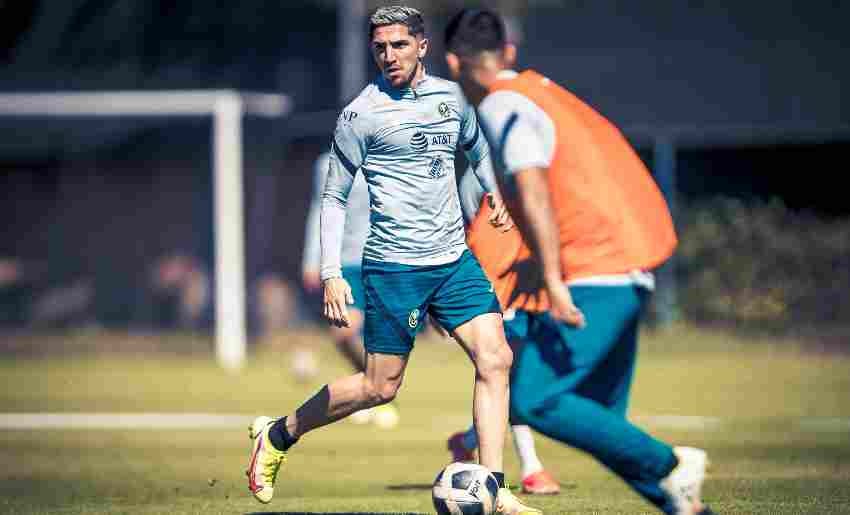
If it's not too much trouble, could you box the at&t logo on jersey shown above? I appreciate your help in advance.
[430,133,454,146]
[410,131,454,153]
[410,131,429,152]
[428,157,446,179]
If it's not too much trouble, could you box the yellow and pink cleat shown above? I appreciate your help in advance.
[245,416,287,504]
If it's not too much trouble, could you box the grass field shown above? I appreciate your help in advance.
[1,325,849,514]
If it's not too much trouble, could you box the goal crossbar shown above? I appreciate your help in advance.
[0,90,293,372]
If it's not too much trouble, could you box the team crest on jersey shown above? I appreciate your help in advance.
[408,308,420,328]
[428,157,446,179]
[438,102,451,118]
[409,131,429,152]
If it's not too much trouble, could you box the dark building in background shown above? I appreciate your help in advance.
[0,1,847,329]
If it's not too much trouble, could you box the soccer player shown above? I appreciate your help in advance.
[449,171,561,496]
[246,7,540,514]
[443,9,714,515]
[301,151,399,428]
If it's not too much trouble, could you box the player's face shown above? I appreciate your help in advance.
[371,24,428,89]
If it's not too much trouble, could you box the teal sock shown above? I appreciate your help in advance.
[269,417,298,451]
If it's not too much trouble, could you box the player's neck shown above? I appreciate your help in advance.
[407,62,427,90]
[379,63,428,97]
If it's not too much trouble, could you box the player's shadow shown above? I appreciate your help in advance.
[385,483,432,491]
[386,482,577,493]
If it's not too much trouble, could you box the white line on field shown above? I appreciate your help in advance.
[0,413,252,429]
[0,413,847,432]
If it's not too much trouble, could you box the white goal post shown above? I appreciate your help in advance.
[0,90,293,371]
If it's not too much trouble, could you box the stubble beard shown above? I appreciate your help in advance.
[387,59,421,90]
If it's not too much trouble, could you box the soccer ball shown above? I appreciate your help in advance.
[432,462,499,515]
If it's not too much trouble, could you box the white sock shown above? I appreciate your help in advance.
[511,425,543,478]
[462,424,478,450]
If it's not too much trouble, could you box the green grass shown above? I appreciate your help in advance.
[1,325,849,514]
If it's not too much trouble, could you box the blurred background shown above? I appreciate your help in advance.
[0,0,848,351]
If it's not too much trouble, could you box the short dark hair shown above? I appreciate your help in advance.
[369,6,426,39]
[444,9,506,58]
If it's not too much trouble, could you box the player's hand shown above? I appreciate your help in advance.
[302,268,321,293]
[323,277,354,328]
[546,280,586,328]
[486,193,515,232]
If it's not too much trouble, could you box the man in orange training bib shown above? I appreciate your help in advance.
[444,8,714,515]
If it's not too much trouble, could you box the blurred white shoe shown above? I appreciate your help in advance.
[660,446,709,515]
[372,403,400,429]
[291,349,318,382]
[349,407,373,425]
[496,487,542,515]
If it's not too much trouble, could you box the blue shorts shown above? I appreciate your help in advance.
[361,250,501,355]
[341,265,366,312]
[511,285,648,417]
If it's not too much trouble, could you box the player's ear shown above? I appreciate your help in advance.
[445,52,461,80]
[418,37,428,59]
[503,44,517,68]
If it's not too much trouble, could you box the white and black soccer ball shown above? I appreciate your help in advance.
[432,462,499,515]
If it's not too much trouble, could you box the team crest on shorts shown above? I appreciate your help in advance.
[438,102,451,118]
[408,308,420,328]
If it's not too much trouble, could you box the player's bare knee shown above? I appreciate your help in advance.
[376,382,399,405]
[362,377,399,406]
[473,341,513,381]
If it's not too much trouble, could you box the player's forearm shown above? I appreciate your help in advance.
[320,156,355,280]
[302,202,321,271]
[468,150,499,196]
[510,167,562,286]
[319,196,346,281]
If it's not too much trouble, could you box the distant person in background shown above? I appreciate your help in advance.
[254,273,300,334]
[149,253,209,330]
[301,150,399,428]
[29,277,94,328]
[0,258,27,327]
[444,8,713,515]
[0,258,94,329]
[0,259,21,287]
